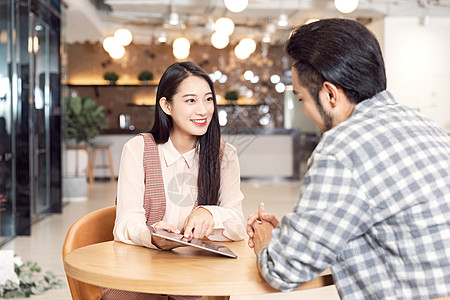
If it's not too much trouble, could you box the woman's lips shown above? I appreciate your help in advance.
[191,118,207,126]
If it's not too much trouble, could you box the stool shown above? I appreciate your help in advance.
[89,144,115,183]
[66,146,91,180]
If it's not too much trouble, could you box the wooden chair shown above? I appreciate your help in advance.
[62,206,116,300]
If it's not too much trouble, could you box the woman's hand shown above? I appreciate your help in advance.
[182,207,214,240]
[151,221,184,250]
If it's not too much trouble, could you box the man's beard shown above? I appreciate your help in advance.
[314,96,333,132]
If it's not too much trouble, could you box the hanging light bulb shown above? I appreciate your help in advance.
[169,12,179,26]
[103,36,118,52]
[239,38,256,54]
[277,14,288,27]
[214,17,235,36]
[173,37,190,59]
[114,28,133,46]
[158,32,167,43]
[211,32,229,49]
[173,47,190,59]
[108,44,125,59]
[334,0,359,14]
[262,32,271,43]
[275,82,286,93]
[173,37,190,50]
[234,43,250,60]
[224,0,248,13]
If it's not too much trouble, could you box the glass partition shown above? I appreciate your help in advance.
[0,0,16,243]
[31,17,51,219]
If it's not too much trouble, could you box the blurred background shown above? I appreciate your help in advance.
[0,1,450,298]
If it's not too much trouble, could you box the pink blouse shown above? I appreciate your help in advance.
[113,136,245,249]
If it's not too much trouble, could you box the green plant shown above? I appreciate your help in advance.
[66,96,107,145]
[137,70,154,82]
[0,257,64,298]
[103,71,119,83]
[224,90,239,101]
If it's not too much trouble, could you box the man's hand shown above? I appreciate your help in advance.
[182,207,214,239]
[247,202,279,249]
[252,219,275,255]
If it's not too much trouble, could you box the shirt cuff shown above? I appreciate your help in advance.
[198,206,225,230]
[138,225,158,249]
[257,246,299,292]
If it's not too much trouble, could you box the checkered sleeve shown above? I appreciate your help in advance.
[257,152,373,291]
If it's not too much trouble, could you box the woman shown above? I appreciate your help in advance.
[101,62,245,300]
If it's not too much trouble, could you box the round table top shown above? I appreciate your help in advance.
[64,240,332,296]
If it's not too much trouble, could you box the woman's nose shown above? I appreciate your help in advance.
[196,101,207,115]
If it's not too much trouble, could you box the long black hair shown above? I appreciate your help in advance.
[150,61,221,206]
[286,18,386,104]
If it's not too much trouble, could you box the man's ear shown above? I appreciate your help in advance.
[159,97,171,115]
[322,81,339,108]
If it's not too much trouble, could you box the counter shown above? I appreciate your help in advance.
[89,128,301,180]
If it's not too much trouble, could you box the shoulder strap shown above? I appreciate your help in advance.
[139,133,167,226]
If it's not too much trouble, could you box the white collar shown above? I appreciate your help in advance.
[160,138,196,168]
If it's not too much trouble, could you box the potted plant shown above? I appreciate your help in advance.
[64,96,107,200]
[137,70,154,84]
[224,90,239,104]
[103,71,119,84]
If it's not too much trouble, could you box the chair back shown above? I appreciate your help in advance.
[62,206,116,300]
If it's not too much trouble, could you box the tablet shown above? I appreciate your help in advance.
[150,227,237,258]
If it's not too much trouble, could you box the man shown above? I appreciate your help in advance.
[247,18,450,299]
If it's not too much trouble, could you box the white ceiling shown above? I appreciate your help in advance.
[64,0,450,45]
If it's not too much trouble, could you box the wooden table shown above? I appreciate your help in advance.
[64,240,333,299]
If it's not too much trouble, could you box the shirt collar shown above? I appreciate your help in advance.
[160,138,196,168]
[351,90,397,117]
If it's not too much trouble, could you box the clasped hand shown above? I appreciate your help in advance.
[151,207,214,250]
[247,202,279,254]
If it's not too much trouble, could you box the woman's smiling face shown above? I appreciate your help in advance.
[163,75,215,139]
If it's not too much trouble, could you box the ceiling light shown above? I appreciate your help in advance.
[239,38,256,54]
[278,14,288,27]
[114,28,132,46]
[214,17,235,36]
[173,37,190,50]
[108,44,125,59]
[275,82,286,93]
[169,12,179,26]
[270,74,281,84]
[262,33,271,43]
[103,36,118,52]
[158,32,167,43]
[211,32,229,49]
[234,44,250,60]
[244,70,254,80]
[218,74,228,83]
[224,0,248,13]
[172,37,190,59]
[250,75,259,84]
[173,47,189,59]
[334,0,359,14]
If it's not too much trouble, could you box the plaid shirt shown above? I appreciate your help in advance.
[258,91,450,299]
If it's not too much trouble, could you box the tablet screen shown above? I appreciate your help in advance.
[150,227,237,258]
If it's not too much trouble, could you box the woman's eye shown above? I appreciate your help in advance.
[186,99,195,103]
[206,97,213,102]
[298,98,303,103]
